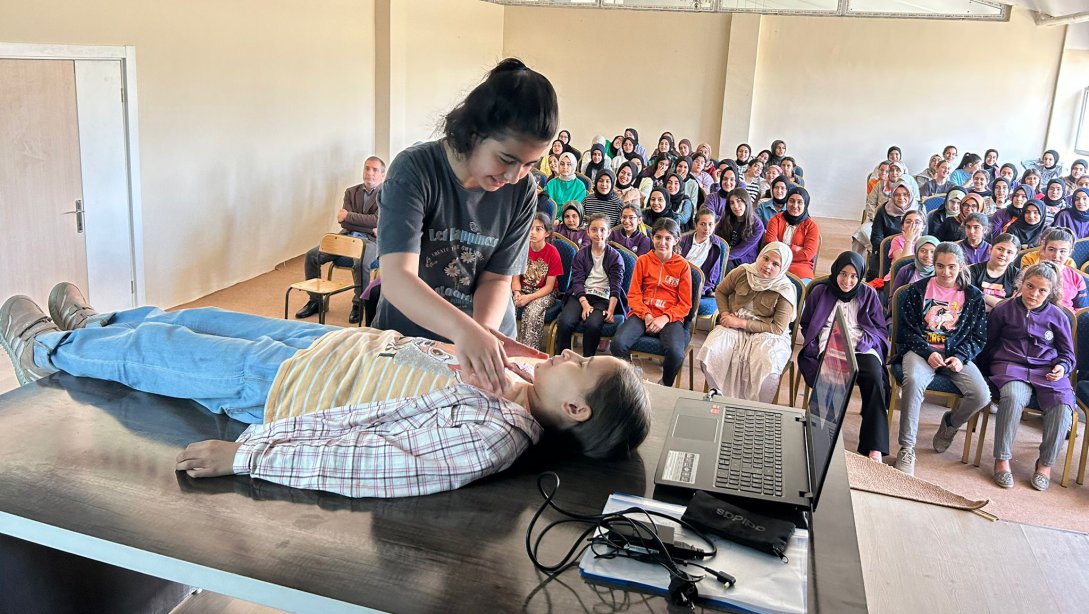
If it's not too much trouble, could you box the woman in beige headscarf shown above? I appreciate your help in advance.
[697,242,797,403]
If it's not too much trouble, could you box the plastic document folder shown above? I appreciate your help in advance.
[579,493,808,614]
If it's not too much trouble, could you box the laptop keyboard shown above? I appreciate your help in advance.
[715,407,784,497]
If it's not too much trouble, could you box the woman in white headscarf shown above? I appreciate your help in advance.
[697,242,797,403]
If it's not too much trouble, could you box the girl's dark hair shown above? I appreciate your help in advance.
[781,156,796,166]
[622,204,641,219]
[964,212,990,233]
[955,152,982,170]
[571,362,651,459]
[1021,168,1041,182]
[1017,262,1064,306]
[1041,226,1075,247]
[652,217,681,240]
[584,212,609,228]
[943,145,957,155]
[715,188,758,242]
[934,242,971,289]
[442,58,558,156]
[532,212,552,230]
[694,206,716,224]
[902,209,924,224]
[993,232,1022,251]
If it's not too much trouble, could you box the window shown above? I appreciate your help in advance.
[1077,87,1089,156]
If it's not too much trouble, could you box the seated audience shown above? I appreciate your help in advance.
[696,243,796,402]
[690,153,716,194]
[705,168,738,221]
[733,143,753,173]
[673,156,701,205]
[681,208,727,298]
[919,160,955,197]
[756,176,791,226]
[1005,199,1047,249]
[643,186,675,227]
[780,157,804,187]
[1064,159,1087,194]
[1022,149,1065,184]
[891,242,989,476]
[980,148,1000,182]
[1036,227,1089,310]
[582,168,625,228]
[763,186,820,282]
[1021,169,1043,198]
[967,170,996,215]
[989,177,1011,216]
[1053,187,1089,238]
[768,140,788,167]
[613,161,643,207]
[969,233,1021,312]
[539,140,565,176]
[715,188,764,270]
[625,127,647,162]
[984,263,1075,492]
[869,181,919,277]
[927,188,966,242]
[647,135,678,171]
[742,158,765,204]
[556,201,589,248]
[610,205,652,256]
[1041,179,1069,226]
[990,184,1031,239]
[886,145,905,171]
[555,214,627,357]
[1,287,649,498]
[891,235,938,297]
[610,218,693,387]
[883,210,927,282]
[637,156,672,204]
[581,143,609,181]
[948,152,982,188]
[297,156,385,323]
[546,153,587,211]
[996,162,1019,189]
[914,154,941,190]
[798,252,889,461]
[959,213,991,265]
[513,213,563,351]
[942,144,958,166]
[664,173,694,230]
[761,163,783,199]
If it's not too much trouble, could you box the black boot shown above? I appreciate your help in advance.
[348,304,361,324]
[295,300,321,319]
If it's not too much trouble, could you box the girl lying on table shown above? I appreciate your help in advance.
[0,284,650,498]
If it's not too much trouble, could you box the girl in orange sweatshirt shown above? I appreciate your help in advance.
[609,217,693,386]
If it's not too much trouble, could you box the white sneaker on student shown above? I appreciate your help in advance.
[894,447,916,476]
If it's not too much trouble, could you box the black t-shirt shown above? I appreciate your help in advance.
[969,262,1018,300]
[375,140,537,339]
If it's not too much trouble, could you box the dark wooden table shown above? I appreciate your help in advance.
[0,374,866,613]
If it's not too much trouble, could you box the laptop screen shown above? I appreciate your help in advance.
[806,305,858,510]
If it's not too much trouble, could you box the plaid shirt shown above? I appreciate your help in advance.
[233,385,542,498]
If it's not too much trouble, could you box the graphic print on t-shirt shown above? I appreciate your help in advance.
[923,295,961,350]
[425,218,497,308]
[521,256,550,290]
[978,278,1006,299]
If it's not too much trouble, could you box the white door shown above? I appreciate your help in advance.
[0,58,135,311]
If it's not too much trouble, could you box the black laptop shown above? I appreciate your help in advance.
[653,305,858,510]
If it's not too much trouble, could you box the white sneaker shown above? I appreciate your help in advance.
[894,447,916,476]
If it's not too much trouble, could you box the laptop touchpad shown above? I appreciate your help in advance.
[673,416,717,441]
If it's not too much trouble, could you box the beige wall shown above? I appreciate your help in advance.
[0,0,376,308]
[503,7,732,156]
[750,8,1066,219]
[1045,46,1089,165]
[398,0,505,154]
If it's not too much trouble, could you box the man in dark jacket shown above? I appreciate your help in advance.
[297,156,385,323]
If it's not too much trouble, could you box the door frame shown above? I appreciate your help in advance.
[0,42,145,306]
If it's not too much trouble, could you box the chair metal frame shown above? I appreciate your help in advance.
[877,235,896,280]
[284,233,365,325]
[886,285,974,464]
[968,306,1080,487]
[630,262,703,389]
[789,274,828,408]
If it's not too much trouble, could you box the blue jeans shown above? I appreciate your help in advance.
[610,317,687,386]
[33,307,338,423]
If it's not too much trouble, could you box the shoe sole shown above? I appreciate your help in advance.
[0,296,45,385]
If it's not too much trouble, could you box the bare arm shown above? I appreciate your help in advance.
[381,252,510,394]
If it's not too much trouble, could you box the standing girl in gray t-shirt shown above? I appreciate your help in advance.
[374,59,558,396]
